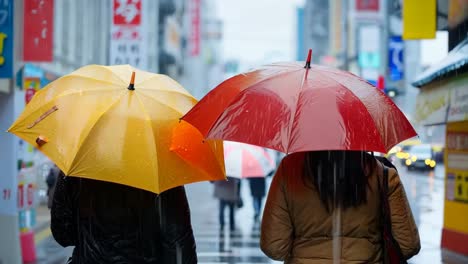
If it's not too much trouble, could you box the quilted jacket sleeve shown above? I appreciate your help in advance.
[260,162,294,261]
[387,168,421,259]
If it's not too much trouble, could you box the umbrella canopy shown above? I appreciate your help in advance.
[223,141,275,178]
[182,50,417,154]
[8,64,225,194]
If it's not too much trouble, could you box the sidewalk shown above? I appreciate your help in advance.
[34,205,50,237]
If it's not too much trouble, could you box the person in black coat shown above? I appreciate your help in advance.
[51,172,197,264]
[248,177,266,222]
[46,164,60,209]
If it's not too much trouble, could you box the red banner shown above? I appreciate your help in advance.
[356,0,379,11]
[23,0,54,62]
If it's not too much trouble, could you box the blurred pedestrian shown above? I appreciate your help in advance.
[248,177,266,222]
[46,164,60,209]
[51,172,197,263]
[213,177,241,231]
[260,151,420,263]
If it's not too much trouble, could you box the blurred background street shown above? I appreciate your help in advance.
[1,0,468,263]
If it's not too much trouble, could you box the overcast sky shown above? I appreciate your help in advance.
[217,0,447,69]
[217,0,305,66]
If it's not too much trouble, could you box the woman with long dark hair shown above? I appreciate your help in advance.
[260,151,420,263]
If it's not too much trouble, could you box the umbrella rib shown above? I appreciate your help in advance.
[240,68,304,91]
[61,74,126,86]
[99,65,130,84]
[134,93,160,192]
[11,88,123,130]
[322,73,387,152]
[285,70,308,153]
[68,91,128,172]
[135,91,192,116]
[135,75,190,93]
[136,87,195,100]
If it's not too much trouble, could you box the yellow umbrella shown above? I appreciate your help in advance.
[8,64,225,194]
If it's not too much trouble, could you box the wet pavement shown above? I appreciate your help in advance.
[32,161,468,263]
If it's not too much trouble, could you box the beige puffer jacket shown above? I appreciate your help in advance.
[260,153,420,264]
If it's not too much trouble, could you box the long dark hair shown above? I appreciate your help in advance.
[303,150,376,211]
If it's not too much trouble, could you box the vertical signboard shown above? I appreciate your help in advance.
[358,24,381,84]
[446,131,468,202]
[110,0,147,69]
[23,0,54,62]
[189,0,200,56]
[0,0,13,78]
[403,0,436,39]
[442,121,468,261]
[388,36,404,81]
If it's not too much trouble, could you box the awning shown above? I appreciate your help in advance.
[415,72,468,125]
[412,37,468,87]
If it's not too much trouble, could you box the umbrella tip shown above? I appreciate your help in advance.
[304,49,312,69]
[128,71,136,90]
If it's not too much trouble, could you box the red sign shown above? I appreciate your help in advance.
[356,0,379,11]
[447,132,468,151]
[113,0,142,26]
[27,183,34,206]
[189,0,201,56]
[25,88,36,104]
[23,0,54,62]
[17,184,24,209]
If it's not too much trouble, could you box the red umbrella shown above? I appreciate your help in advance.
[182,50,417,154]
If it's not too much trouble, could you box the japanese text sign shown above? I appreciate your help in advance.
[110,0,147,69]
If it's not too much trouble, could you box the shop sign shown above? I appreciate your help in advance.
[446,130,468,203]
[388,36,404,81]
[415,85,449,125]
[354,0,384,21]
[448,86,468,122]
[0,0,13,78]
[447,132,468,152]
[358,24,381,69]
[110,0,147,69]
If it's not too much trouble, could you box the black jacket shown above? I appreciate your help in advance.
[51,173,197,264]
[248,177,266,198]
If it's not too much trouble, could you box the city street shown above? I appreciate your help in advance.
[32,161,468,264]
